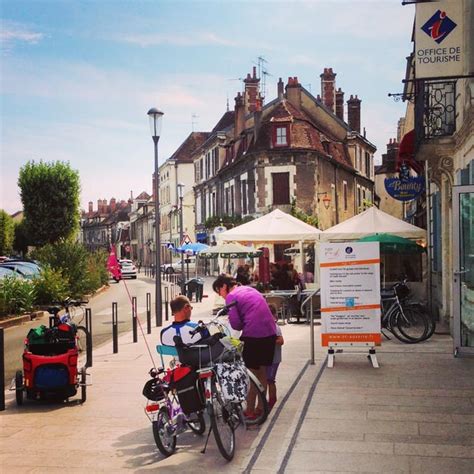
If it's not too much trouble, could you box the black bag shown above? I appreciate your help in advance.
[174,333,228,368]
[170,367,204,415]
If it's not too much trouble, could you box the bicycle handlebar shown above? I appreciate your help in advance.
[188,301,237,337]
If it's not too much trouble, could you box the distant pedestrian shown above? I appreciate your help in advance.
[266,303,284,410]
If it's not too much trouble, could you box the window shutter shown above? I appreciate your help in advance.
[272,172,290,204]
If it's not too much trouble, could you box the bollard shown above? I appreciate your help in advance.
[146,292,151,334]
[132,296,138,343]
[164,286,169,321]
[0,328,4,411]
[85,308,93,367]
[112,302,118,354]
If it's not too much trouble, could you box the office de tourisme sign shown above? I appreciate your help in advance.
[415,0,464,79]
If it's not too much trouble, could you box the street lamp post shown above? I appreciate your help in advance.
[148,107,164,327]
[177,183,185,294]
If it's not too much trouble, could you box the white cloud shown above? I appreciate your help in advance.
[0,21,44,53]
[119,31,238,48]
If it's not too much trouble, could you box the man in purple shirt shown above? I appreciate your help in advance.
[213,274,277,419]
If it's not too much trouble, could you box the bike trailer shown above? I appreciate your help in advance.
[169,366,205,415]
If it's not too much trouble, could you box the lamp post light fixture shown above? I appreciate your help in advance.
[317,192,331,210]
[177,182,185,294]
[148,107,164,327]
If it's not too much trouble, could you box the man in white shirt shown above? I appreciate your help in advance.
[160,295,206,346]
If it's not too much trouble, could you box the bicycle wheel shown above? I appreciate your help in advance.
[75,325,88,355]
[209,378,235,461]
[397,305,431,343]
[242,373,269,426]
[152,407,177,457]
[186,411,206,435]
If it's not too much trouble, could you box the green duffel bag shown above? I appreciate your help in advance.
[26,325,48,345]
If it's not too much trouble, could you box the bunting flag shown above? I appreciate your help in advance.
[107,247,122,280]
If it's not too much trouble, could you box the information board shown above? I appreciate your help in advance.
[320,242,381,347]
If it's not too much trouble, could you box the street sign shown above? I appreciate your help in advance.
[181,234,192,246]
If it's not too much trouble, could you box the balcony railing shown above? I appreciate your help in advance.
[415,80,456,145]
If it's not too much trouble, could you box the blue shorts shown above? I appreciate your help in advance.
[266,363,280,383]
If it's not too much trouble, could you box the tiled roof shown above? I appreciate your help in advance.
[135,191,151,200]
[212,111,235,132]
[169,132,210,163]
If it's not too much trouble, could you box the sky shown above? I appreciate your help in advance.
[0,0,415,214]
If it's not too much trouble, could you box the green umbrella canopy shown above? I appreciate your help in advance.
[357,233,426,254]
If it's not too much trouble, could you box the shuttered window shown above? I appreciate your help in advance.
[272,172,290,205]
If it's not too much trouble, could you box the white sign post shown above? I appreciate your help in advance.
[320,242,381,368]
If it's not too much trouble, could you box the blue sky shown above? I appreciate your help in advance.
[1,0,414,213]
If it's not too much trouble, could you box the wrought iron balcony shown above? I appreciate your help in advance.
[415,80,456,144]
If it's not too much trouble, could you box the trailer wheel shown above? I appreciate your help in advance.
[15,371,24,406]
[80,367,87,404]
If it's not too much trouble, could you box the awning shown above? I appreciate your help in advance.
[397,130,423,174]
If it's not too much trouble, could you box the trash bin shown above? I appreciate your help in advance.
[185,278,204,302]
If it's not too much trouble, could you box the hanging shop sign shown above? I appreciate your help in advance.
[320,242,381,347]
[415,0,464,79]
[384,176,425,202]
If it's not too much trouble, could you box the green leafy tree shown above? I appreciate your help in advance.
[18,160,81,245]
[32,241,107,298]
[0,210,15,255]
[13,220,29,255]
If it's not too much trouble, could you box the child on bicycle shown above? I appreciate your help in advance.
[266,303,284,410]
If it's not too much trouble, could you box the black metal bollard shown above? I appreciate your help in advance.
[164,286,169,322]
[85,308,93,368]
[132,296,138,343]
[112,302,118,354]
[0,328,4,411]
[146,292,151,334]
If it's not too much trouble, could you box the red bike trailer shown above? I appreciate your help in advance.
[14,324,88,405]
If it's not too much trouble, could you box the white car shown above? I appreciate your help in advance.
[120,261,137,279]
[161,257,196,274]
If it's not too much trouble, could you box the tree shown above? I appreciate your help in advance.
[0,210,15,255]
[18,160,81,245]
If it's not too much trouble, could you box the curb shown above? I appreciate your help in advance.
[0,310,48,329]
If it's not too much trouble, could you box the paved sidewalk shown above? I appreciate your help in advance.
[1,278,473,473]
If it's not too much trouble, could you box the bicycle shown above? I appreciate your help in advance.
[143,360,206,457]
[173,303,269,461]
[48,298,91,366]
[381,281,434,344]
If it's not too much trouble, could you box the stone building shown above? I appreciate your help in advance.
[81,198,131,255]
[193,67,376,252]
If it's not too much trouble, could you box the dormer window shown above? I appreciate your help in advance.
[273,124,290,147]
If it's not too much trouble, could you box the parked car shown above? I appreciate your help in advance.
[0,261,41,279]
[161,257,196,274]
[120,261,137,279]
[0,266,22,279]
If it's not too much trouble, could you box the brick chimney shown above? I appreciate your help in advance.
[320,68,336,113]
[277,77,284,99]
[110,198,116,212]
[347,95,361,133]
[285,77,301,108]
[103,199,108,213]
[244,67,260,114]
[234,92,245,138]
[97,199,102,214]
[383,138,399,171]
[335,88,344,121]
[88,201,93,214]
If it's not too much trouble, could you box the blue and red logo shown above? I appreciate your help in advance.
[421,10,457,44]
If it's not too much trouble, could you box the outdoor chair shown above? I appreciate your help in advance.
[265,295,289,325]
